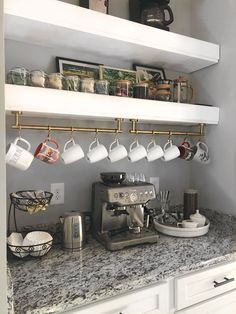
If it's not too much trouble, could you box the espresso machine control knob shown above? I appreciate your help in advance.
[130,192,138,203]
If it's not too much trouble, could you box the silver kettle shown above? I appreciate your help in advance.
[60,211,86,251]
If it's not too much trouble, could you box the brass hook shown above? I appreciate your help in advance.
[151,130,155,143]
[70,127,74,139]
[168,131,172,142]
[47,126,51,139]
[18,125,22,138]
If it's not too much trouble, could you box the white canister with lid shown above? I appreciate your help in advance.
[190,210,206,227]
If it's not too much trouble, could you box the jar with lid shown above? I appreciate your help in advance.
[7,67,29,86]
[133,82,149,99]
[95,80,109,95]
[156,79,172,101]
[30,70,47,88]
[64,75,80,91]
[80,78,95,93]
[47,73,64,90]
[114,80,132,97]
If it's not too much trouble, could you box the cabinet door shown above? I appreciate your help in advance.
[175,288,236,314]
[65,281,169,314]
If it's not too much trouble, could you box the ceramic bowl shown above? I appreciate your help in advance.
[23,231,53,257]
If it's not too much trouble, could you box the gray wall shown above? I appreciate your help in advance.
[190,0,236,214]
[5,0,193,228]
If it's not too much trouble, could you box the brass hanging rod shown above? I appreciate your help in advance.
[11,112,123,134]
[129,119,205,137]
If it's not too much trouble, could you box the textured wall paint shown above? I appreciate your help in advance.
[190,0,236,214]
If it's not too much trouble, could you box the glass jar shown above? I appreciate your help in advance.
[114,80,132,97]
[95,79,109,95]
[148,82,158,100]
[7,67,29,86]
[156,79,172,101]
[30,70,47,88]
[80,78,95,93]
[47,73,64,90]
[133,82,149,99]
[64,75,80,91]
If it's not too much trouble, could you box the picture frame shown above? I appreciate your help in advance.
[79,0,109,14]
[103,66,137,86]
[56,57,101,79]
[133,64,166,83]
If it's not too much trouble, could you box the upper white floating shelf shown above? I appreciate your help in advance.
[5,85,219,125]
[4,0,219,73]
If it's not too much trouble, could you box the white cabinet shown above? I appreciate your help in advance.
[175,289,236,314]
[65,282,169,314]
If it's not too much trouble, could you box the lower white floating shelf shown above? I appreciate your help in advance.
[5,84,219,125]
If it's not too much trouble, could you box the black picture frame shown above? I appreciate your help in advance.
[133,64,166,83]
[56,57,101,79]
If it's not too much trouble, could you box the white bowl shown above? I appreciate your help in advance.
[23,231,53,257]
[7,232,29,258]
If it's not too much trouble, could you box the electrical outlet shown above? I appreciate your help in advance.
[149,177,159,195]
[51,183,64,205]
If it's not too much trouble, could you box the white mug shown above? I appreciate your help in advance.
[162,140,180,162]
[177,220,198,228]
[108,139,127,163]
[6,137,34,171]
[87,138,108,163]
[61,138,84,165]
[146,140,164,162]
[128,140,147,162]
[193,141,210,164]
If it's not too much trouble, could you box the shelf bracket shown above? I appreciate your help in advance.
[11,112,123,134]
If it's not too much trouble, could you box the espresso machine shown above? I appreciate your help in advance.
[92,172,158,251]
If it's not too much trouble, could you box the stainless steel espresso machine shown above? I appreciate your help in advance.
[92,172,158,251]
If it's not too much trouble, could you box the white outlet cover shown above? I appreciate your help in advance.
[51,183,64,205]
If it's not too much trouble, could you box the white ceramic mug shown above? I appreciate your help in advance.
[108,139,127,163]
[6,137,34,171]
[128,140,147,162]
[61,138,84,165]
[177,220,198,228]
[193,141,210,164]
[162,140,180,162]
[146,140,164,162]
[87,138,108,163]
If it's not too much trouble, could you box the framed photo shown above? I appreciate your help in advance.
[79,0,109,14]
[103,66,137,86]
[56,57,101,79]
[133,64,166,83]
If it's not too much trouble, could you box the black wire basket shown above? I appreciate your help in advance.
[10,190,53,212]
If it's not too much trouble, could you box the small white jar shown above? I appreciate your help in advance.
[190,210,206,227]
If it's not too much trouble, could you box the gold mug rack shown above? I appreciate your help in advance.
[11,112,204,138]
[12,112,123,134]
[129,119,205,138]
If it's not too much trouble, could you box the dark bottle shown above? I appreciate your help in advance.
[183,189,198,220]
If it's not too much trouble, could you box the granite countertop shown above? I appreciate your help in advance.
[8,209,236,314]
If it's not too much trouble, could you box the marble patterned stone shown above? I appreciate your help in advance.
[8,209,236,314]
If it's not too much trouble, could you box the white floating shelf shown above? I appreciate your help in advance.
[4,0,219,73]
[5,85,219,125]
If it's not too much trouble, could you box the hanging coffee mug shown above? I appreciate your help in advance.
[146,140,164,162]
[128,139,147,162]
[87,138,108,163]
[6,137,34,171]
[162,139,180,162]
[178,141,195,161]
[34,138,60,164]
[108,139,127,163]
[192,141,210,164]
[61,138,84,165]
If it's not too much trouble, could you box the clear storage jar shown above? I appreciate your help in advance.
[7,67,29,86]
[95,80,109,95]
[80,78,95,93]
[64,75,80,91]
[114,80,132,97]
[47,73,64,90]
[30,70,47,88]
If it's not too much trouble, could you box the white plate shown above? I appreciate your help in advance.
[153,216,210,238]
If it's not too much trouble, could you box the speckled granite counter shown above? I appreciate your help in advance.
[8,209,236,314]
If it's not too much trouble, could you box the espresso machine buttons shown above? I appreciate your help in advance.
[114,193,119,199]
[130,192,138,203]
[119,192,125,199]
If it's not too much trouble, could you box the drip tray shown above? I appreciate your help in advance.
[98,228,159,251]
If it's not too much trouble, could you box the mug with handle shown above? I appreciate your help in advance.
[146,139,164,162]
[61,138,84,165]
[6,137,34,171]
[162,139,180,162]
[178,141,195,161]
[34,137,60,164]
[193,141,210,164]
[128,139,147,162]
[108,138,127,163]
[87,138,108,163]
